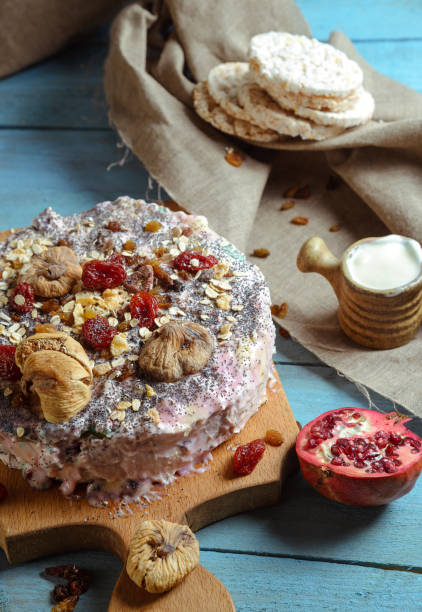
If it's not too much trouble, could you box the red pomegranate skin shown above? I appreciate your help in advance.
[296,407,422,506]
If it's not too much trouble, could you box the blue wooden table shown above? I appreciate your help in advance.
[1,2,422,610]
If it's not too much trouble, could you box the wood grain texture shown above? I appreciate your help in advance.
[0,372,298,610]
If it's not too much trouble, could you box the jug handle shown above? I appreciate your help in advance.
[297,237,342,299]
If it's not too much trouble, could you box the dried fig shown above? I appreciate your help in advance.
[126,519,200,593]
[138,321,214,382]
[19,246,82,297]
[15,332,92,423]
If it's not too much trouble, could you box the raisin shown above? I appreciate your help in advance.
[123,239,136,251]
[0,483,7,502]
[82,259,126,290]
[251,248,270,258]
[106,220,121,232]
[0,345,21,381]
[82,316,118,350]
[290,216,308,225]
[233,439,266,475]
[10,281,34,313]
[280,200,295,211]
[173,250,218,272]
[225,148,245,167]
[57,238,72,247]
[265,429,283,446]
[129,292,158,330]
[145,220,163,232]
[270,302,288,318]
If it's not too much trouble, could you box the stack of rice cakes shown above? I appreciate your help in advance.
[193,32,374,143]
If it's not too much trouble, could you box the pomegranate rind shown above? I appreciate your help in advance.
[296,407,422,506]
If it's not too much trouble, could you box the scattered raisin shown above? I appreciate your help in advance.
[251,248,270,258]
[10,312,21,322]
[283,184,299,198]
[106,220,121,232]
[225,147,245,167]
[294,184,311,199]
[233,439,266,475]
[280,200,295,211]
[11,391,24,409]
[182,226,193,237]
[279,326,291,339]
[118,321,130,332]
[57,238,72,247]
[290,216,308,226]
[265,429,283,446]
[35,323,58,334]
[271,302,288,318]
[145,220,163,233]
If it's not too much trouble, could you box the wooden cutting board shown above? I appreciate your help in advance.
[0,372,298,611]
[0,208,299,610]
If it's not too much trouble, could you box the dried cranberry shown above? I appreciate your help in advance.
[10,282,34,313]
[173,250,218,273]
[0,483,7,502]
[82,259,126,290]
[233,439,266,475]
[129,292,158,329]
[0,345,21,381]
[82,316,118,349]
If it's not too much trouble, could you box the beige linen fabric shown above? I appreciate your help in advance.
[0,0,123,77]
[104,0,422,416]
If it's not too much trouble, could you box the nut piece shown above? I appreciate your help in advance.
[15,332,92,423]
[126,519,200,593]
[19,246,82,297]
[138,321,214,382]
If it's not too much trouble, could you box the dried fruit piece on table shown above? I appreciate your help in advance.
[82,316,118,350]
[251,248,270,258]
[126,519,200,593]
[123,239,136,251]
[0,345,22,381]
[271,302,288,318]
[233,438,266,475]
[280,200,295,211]
[279,326,290,339]
[294,184,311,199]
[19,247,82,297]
[129,292,159,330]
[10,282,34,313]
[0,482,8,501]
[265,429,283,446]
[173,250,218,272]
[139,321,214,382]
[225,147,245,167]
[290,216,308,226]
[82,259,126,290]
[296,407,422,506]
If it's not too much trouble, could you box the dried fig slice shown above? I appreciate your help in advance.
[138,321,214,382]
[19,246,82,297]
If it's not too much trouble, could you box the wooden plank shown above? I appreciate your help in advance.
[0,38,421,128]
[297,0,422,41]
[1,549,421,611]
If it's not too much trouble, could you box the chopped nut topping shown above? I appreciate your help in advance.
[251,248,270,258]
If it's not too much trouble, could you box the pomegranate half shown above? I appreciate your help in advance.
[296,407,422,506]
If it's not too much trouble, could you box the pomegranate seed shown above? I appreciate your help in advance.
[331,457,345,466]
[393,459,402,466]
[389,432,403,446]
[404,437,421,449]
[354,460,365,469]
[306,438,318,449]
[382,458,397,474]
[331,444,341,456]
[352,412,361,419]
